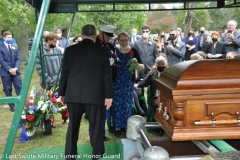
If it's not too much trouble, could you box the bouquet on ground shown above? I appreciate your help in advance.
[126,50,140,74]
[20,86,67,133]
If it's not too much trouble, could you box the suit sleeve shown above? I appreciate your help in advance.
[172,43,185,58]
[58,49,70,96]
[232,32,240,47]
[102,49,114,98]
[14,47,21,69]
[220,34,230,46]
[0,49,11,72]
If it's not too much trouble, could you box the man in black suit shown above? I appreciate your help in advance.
[196,27,208,51]
[58,24,113,160]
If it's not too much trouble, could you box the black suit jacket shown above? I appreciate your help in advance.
[206,41,227,59]
[59,39,114,105]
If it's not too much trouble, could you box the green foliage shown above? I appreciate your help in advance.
[126,60,139,74]
[176,3,210,33]
[146,5,177,33]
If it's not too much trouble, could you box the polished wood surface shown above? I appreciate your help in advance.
[154,59,240,141]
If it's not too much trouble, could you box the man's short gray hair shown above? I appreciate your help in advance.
[82,24,96,37]
[228,20,238,27]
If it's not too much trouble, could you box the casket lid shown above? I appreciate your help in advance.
[155,59,240,96]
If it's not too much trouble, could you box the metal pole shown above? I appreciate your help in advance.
[145,122,161,128]
[2,0,51,159]
[139,128,152,149]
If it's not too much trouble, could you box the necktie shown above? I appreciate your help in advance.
[8,45,12,56]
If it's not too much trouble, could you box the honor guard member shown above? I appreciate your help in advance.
[95,24,119,141]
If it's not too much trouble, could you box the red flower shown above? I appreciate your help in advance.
[29,101,33,106]
[29,96,33,100]
[48,93,52,98]
[52,98,57,103]
[27,115,35,122]
[129,50,134,57]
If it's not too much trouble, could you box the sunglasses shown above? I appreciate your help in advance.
[170,34,176,36]
[142,31,149,33]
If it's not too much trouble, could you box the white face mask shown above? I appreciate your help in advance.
[142,33,149,38]
[56,34,61,38]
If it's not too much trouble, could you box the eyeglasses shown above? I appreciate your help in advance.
[119,39,128,42]
[142,31,149,33]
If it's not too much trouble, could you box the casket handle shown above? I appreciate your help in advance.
[194,111,240,126]
[163,107,170,121]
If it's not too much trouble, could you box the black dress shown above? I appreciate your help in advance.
[185,40,194,61]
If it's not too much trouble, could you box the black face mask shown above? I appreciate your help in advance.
[188,32,193,36]
[161,35,165,38]
[49,44,56,48]
[170,35,177,41]
[212,38,218,42]
[200,31,204,34]
[157,66,166,72]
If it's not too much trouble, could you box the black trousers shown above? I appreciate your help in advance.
[65,103,105,160]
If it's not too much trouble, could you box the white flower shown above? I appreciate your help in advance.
[148,42,152,45]
[21,115,26,119]
[37,100,44,109]
[11,46,16,50]
[176,43,179,47]
[40,103,48,113]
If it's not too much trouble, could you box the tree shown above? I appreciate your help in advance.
[176,3,210,36]
[146,5,176,34]
[0,0,33,62]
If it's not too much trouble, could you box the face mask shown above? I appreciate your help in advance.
[212,38,218,42]
[177,31,180,35]
[142,33,149,38]
[157,66,165,72]
[188,32,193,36]
[132,33,136,36]
[170,35,177,41]
[200,31,204,34]
[6,39,14,45]
[56,34,61,38]
[161,35,165,38]
[49,43,56,48]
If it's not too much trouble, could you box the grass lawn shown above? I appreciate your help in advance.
[0,64,157,160]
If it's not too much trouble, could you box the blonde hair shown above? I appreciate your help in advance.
[211,31,220,38]
[155,56,167,66]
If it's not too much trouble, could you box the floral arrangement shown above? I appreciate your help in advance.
[21,86,67,132]
[126,50,140,74]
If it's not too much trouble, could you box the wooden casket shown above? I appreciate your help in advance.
[154,59,240,141]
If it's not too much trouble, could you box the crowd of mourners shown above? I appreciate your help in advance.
[1,19,240,142]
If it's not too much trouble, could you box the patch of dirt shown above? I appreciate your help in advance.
[0,135,7,145]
